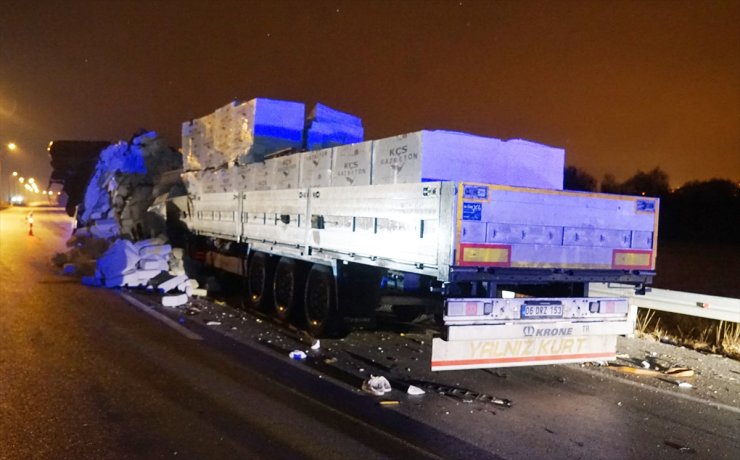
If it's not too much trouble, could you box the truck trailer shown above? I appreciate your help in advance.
[180,100,658,371]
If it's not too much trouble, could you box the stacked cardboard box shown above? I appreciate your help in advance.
[299,148,332,188]
[266,154,302,190]
[331,141,372,186]
[371,130,564,189]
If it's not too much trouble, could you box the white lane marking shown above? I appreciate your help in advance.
[120,293,203,341]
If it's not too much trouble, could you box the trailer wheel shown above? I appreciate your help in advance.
[303,264,336,336]
[272,257,305,322]
[246,252,270,310]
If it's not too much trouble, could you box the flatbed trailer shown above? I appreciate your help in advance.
[183,179,658,370]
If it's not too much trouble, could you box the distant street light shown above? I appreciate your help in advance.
[2,143,19,201]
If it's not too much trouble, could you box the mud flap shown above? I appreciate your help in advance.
[431,335,617,371]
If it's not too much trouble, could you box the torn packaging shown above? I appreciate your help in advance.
[96,239,140,279]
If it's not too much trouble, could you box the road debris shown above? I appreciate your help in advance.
[609,364,695,378]
[407,385,426,396]
[664,441,697,454]
[361,375,392,396]
[379,400,400,406]
[206,321,222,326]
[289,350,307,360]
[407,380,512,407]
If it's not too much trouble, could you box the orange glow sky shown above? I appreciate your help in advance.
[1,0,737,188]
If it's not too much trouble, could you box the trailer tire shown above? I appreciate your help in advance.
[246,252,271,310]
[303,264,337,337]
[272,257,306,322]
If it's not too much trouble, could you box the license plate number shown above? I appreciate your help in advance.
[521,304,563,318]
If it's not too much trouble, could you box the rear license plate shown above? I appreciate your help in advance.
[520,303,563,319]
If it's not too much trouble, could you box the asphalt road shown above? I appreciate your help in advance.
[0,206,487,460]
[1,206,738,460]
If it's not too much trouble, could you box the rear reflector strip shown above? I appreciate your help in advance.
[458,243,511,267]
[612,249,653,269]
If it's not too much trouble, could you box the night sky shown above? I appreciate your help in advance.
[1,0,738,189]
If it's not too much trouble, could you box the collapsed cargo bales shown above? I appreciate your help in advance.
[371,130,564,189]
[305,103,364,151]
[182,98,306,170]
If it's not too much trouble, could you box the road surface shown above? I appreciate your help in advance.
[1,206,738,459]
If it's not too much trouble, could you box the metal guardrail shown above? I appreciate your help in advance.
[589,283,740,323]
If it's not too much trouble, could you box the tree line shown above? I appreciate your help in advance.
[564,166,739,243]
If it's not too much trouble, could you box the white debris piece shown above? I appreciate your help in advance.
[191,288,208,297]
[157,274,189,293]
[361,375,392,396]
[310,339,320,350]
[134,237,167,252]
[407,385,426,396]
[139,244,172,258]
[135,269,163,282]
[289,350,307,360]
[90,218,120,239]
[138,258,170,271]
[162,293,189,307]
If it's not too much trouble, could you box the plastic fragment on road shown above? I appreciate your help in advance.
[191,288,208,297]
[361,375,392,396]
[311,339,320,350]
[206,321,222,326]
[162,294,188,307]
[407,385,426,396]
[289,350,307,360]
[379,400,399,406]
[676,381,693,388]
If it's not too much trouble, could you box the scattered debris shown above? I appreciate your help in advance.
[361,375,392,396]
[664,441,697,454]
[379,400,399,406]
[206,321,222,326]
[289,350,307,360]
[609,364,695,378]
[676,381,693,389]
[162,293,188,307]
[407,385,426,396]
[408,380,512,407]
[311,339,321,350]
